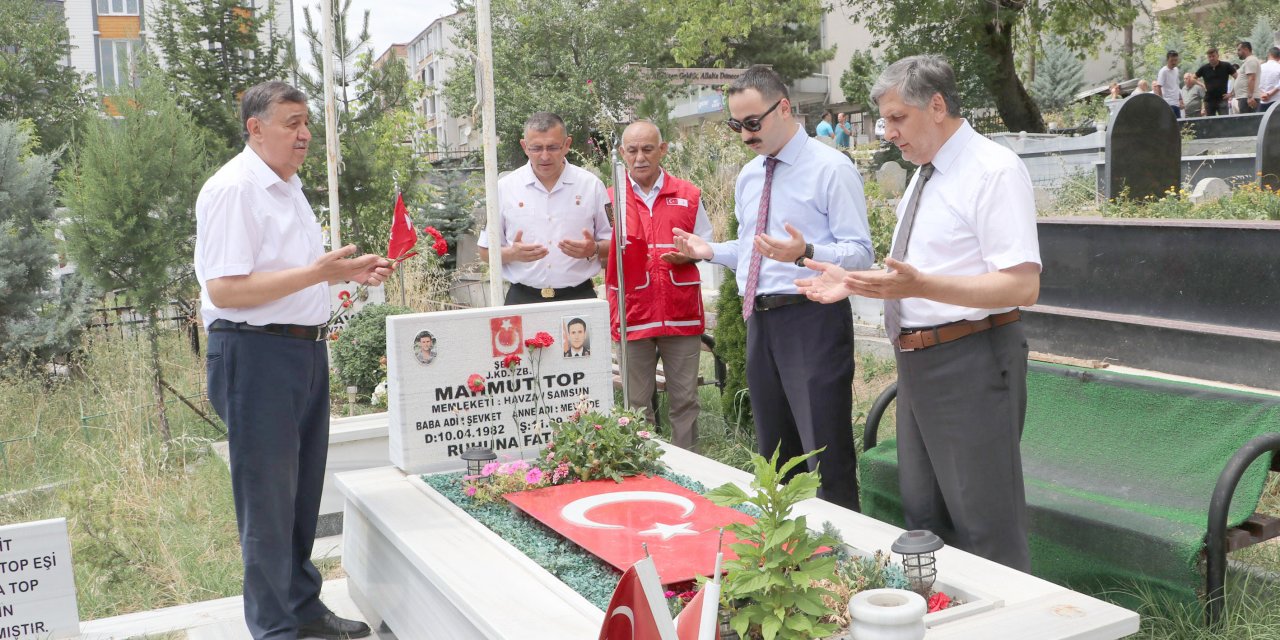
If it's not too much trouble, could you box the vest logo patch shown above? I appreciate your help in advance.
[666,197,690,207]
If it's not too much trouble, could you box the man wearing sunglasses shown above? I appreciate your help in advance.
[479,112,612,305]
[796,55,1040,572]
[673,65,873,511]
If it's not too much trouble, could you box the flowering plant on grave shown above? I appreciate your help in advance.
[462,458,550,504]
[540,405,665,484]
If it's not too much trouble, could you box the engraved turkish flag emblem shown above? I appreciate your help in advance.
[506,475,754,584]
[490,316,524,357]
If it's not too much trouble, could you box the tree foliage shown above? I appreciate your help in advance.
[60,67,215,440]
[291,0,430,257]
[651,0,831,83]
[844,0,1142,133]
[0,121,92,365]
[0,0,91,154]
[1030,35,1085,111]
[150,0,290,157]
[839,51,879,112]
[421,174,481,271]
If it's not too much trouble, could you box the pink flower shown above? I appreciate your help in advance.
[636,430,651,439]
[593,424,603,431]
[664,590,676,598]
[481,462,499,477]
[497,462,511,475]
[464,485,477,497]
[511,460,529,472]
[927,592,952,613]
[525,467,544,484]
[617,416,631,426]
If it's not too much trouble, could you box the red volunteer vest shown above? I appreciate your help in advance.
[605,172,705,341]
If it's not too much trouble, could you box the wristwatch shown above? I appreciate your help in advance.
[793,243,814,267]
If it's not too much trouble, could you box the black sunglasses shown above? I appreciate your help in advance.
[726,99,783,133]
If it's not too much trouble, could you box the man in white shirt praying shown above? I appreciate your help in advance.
[797,55,1042,572]
[478,112,612,305]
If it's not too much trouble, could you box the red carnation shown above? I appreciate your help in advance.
[467,373,486,393]
[338,290,351,301]
[927,592,951,613]
[524,331,555,349]
[502,354,521,369]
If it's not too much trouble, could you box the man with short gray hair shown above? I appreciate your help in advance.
[797,55,1041,571]
[197,80,390,638]
[478,112,611,305]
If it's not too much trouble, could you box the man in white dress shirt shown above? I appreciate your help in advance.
[797,55,1041,571]
[1154,50,1184,118]
[479,112,611,305]
[196,81,392,639]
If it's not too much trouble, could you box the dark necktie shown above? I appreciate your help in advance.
[883,163,934,346]
[741,156,780,320]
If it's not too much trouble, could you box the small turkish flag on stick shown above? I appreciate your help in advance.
[387,192,417,261]
[599,556,678,640]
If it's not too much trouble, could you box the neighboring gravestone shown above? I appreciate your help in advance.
[0,518,79,639]
[386,299,613,473]
[1104,93,1180,201]
[1190,177,1230,204]
[876,162,907,198]
[1256,104,1280,192]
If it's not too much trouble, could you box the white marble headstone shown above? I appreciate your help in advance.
[386,299,613,474]
[0,518,79,639]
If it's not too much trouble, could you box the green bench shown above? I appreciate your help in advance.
[860,362,1280,625]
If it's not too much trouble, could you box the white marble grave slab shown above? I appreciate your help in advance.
[386,299,613,473]
[0,518,79,639]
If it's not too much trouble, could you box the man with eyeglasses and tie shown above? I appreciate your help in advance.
[479,112,612,305]
[796,55,1041,572]
[673,65,873,511]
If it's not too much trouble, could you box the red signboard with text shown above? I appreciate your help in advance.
[505,475,755,585]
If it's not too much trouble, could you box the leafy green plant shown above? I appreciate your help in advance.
[330,303,413,394]
[705,448,841,640]
[543,408,665,483]
[463,458,549,503]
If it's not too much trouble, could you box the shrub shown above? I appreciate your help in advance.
[542,408,665,483]
[330,303,413,394]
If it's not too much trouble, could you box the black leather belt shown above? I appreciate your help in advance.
[208,319,327,341]
[753,294,811,312]
[510,280,594,300]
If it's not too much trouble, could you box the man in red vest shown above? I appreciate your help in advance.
[607,120,712,452]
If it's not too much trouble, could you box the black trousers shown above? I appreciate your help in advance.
[504,280,598,305]
[895,321,1031,572]
[207,330,330,639]
[1205,97,1230,116]
[746,299,859,510]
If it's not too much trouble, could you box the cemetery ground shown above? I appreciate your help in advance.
[1,326,1279,638]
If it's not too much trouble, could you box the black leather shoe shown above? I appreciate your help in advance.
[297,611,372,639]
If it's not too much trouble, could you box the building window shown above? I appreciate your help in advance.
[97,0,140,16]
[99,39,140,89]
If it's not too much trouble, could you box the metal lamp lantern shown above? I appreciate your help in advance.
[892,529,944,596]
[460,446,497,478]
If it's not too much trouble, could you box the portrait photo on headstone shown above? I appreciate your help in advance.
[561,316,590,358]
[413,330,438,366]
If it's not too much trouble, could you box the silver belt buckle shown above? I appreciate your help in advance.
[540,287,555,299]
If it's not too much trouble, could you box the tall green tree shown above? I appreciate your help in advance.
[292,1,430,258]
[150,0,290,157]
[840,51,879,112]
[652,0,832,83]
[844,0,1142,133]
[1030,35,1085,111]
[0,0,91,154]
[444,0,670,165]
[60,67,215,442]
[0,121,93,366]
[421,174,480,271]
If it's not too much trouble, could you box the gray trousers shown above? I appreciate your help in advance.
[621,335,702,452]
[894,321,1031,572]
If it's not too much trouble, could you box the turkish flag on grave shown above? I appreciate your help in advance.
[599,556,678,640]
[387,192,417,260]
[505,475,754,584]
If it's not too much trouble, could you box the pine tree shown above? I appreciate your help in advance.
[151,0,289,158]
[0,0,91,154]
[60,67,215,442]
[0,121,93,366]
[1030,36,1085,112]
[421,175,481,271]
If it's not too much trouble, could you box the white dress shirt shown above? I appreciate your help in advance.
[478,161,612,288]
[709,124,873,296]
[628,170,713,240]
[1259,59,1280,104]
[1156,65,1182,106]
[892,121,1041,328]
[195,147,328,329]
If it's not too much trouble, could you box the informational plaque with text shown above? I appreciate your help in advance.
[0,518,79,639]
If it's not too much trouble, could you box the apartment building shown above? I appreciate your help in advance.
[402,11,480,160]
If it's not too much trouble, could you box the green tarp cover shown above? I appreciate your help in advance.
[860,362,1279,604]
